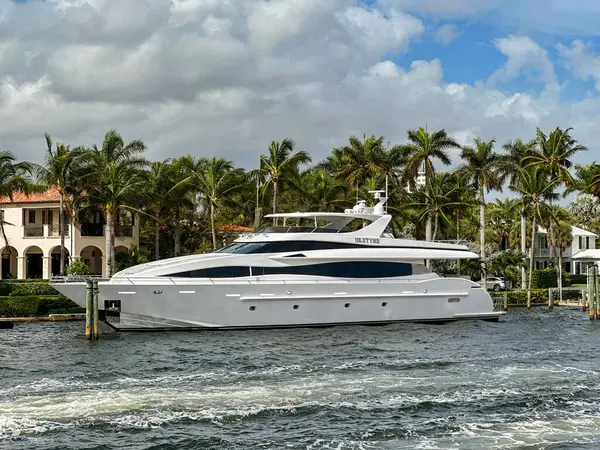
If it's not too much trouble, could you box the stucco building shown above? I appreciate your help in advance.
[0,187,139,279]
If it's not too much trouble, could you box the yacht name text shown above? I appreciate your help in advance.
[354,237,380,244]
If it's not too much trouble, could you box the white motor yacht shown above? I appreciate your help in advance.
[52,191,504,330]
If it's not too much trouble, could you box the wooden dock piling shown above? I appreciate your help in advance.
[85,281,93,339]
[85,280,100,340]
[92,280,99,340]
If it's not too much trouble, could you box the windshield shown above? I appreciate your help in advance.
[214,243,267,254]
[214,240,373,254]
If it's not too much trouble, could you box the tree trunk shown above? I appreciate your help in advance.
[105,211,115,278]
[521,211,527,290]
[425,169,431,269]
[479,185,485,260]
[528,216,536,309]
[548,198,554,263]
[433,212,439,241]
[211,201,217,250]
[456,212,461,276]
[154,217,160,261]
[556,251,563,307]
[191,191,197,225]
[174,207,181,257]
[273,178,278,226]
[59,194,65,276]
[480,184,486,287]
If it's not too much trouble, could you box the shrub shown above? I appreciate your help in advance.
[532,268,558,289]
[37,295,80,315]
[566,274,587,285]
[0,296,41,317]
[9,283,58,297]
[0,281,10,296]
[0,295,80,317]
[66,260,89,276]
[491,288,582,304]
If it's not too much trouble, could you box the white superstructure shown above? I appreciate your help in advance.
[52,192,503,330]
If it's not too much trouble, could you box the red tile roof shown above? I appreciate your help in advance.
[219,224,254,232]
[0,186,61,204]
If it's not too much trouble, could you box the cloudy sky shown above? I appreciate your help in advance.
[1,0,600,175]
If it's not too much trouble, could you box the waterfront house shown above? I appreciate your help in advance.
[533,225,597,275]
[0,187,139,279]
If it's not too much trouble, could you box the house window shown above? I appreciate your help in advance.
[579,236,583,249]
[28,210,36,224]
[564,262,571,273]
[0,210,4,222]
[575,262,581,275]
[586,237,590,249]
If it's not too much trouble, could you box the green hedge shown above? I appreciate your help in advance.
[566,274,588,285]
[8,283,59,297]
[0,295,80,317]
[491,288,582,305]
[532,268,558,289]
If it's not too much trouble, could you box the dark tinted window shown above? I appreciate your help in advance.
[256,262,412,278]
[165,262,412,278]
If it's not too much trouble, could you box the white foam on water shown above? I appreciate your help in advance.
[407,415,600,449]
[306,438,379,450]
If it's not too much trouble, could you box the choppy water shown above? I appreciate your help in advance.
[2,308,600,449]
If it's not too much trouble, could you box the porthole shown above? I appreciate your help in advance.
[382,302,387,307]
[293,304,299,310]
[249,306,256,311]
[344,303,350,308]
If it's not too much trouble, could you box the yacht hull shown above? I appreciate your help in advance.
[52,277,504,330]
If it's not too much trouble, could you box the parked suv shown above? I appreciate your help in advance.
[484,276,506,291]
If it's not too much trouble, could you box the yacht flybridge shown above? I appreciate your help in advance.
[52,191,504,330]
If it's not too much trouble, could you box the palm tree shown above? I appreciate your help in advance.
[548,207,573,306]
[37,134,85,275]
[315,148,344,175]
[525,127,587,264]
[145,160,176,261]
[458,138,504,262]
[259,139,311,218]
[488,198,518,251]
[81,130,148,277]
[165,157,198,257]
[410,173,471,241]
[510,167,559,307]
[573,163,600,196]
[180,157,246,250]
[300,169,347,212]
[399,127,460,241]
[339,135,390,187]
[501,138,536,289]
[0,152,40,256]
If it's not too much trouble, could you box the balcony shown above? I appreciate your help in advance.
[48,224,69,237]
[534,247,571,258]
[23,225,44,237]
[116,226,133,238]
[81,223,104,237]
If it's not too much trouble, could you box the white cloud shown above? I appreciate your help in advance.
[0,0,597,179]
[487,35,557,88]
[434,24,458,45]
[557,40,600,91]
[381,0,498,17]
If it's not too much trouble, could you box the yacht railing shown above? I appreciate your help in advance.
[51,275,108,283]
[103,276,467,287]
[259,226,351,234]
